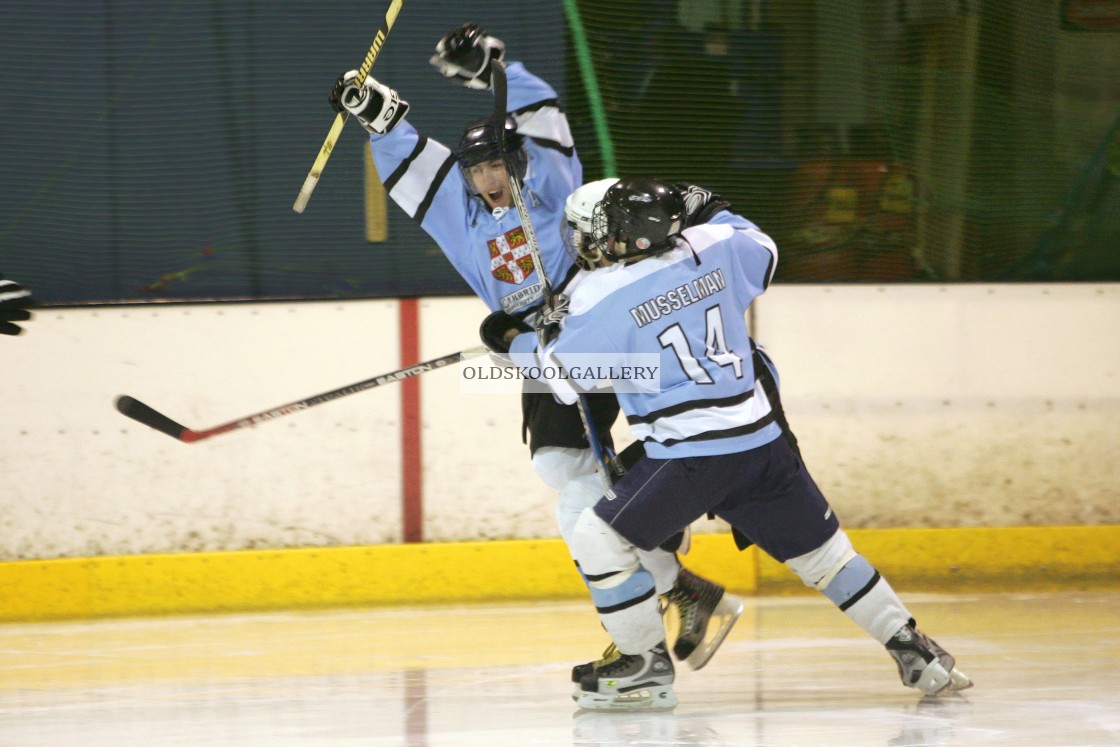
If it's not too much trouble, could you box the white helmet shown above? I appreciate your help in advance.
[562,178,618,269]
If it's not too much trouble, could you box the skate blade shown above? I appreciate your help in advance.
[573,685,678,711]
[947,666,974,692]
[917,661,973,696]
[685,593,744,671]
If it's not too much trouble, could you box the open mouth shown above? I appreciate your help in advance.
[487,188,505,204]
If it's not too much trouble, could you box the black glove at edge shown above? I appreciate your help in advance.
[0,276,34,336]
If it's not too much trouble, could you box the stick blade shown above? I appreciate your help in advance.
[115,395,189,441]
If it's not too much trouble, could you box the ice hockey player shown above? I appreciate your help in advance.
[488,176,972,710]
[328,24,739,671]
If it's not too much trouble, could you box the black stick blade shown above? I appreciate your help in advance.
[115,395,188,441]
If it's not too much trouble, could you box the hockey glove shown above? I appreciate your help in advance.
[0,275,33,336]
[329,71,409,135]
[480,310,531,355]
[430,23,505,90]
[534,293,569,346]
[675,182,733,227]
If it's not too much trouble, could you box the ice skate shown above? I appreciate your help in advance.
[570,641,620,683]
[886,621,973,696]
[571,599,670,682]
[665,567,744,670]
[573,641,677,711]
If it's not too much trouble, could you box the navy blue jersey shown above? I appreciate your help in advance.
[368,62,581,313]
[512,210,780,458]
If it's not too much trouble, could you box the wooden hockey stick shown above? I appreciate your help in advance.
[491,65,623,487]
[292,0,404,214]
[116,345,486,443]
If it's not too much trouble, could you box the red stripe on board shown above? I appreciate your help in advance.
[399,298,423,543]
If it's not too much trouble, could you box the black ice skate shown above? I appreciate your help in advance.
[886,621,973,696]
[574,641,677,711]
[664,567,744,670]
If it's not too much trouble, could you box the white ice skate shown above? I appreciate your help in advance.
[573,641,677,711]
[886,622,973,696]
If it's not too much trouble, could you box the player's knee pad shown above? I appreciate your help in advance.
[785,529,856,590]
[787,530,885,610]
[570,507,638,582]
[532,446,598,492]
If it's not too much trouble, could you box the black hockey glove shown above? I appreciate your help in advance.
[329,71,409,135]
[534,293,569,346]
[480,310,532,354]
[430,23,505,90]
[675,182,733,227]
[0,275,33,336]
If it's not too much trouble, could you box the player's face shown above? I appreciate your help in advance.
[467,160,512,209]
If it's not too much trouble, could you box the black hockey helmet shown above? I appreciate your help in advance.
[592,177,686,263]
[455,115,527,191]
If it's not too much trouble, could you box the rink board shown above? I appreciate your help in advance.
[1,525,1117,622]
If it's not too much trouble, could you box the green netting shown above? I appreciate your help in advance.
[565,0,1120,282]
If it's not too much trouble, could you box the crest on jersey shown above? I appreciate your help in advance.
[489,226,536,284]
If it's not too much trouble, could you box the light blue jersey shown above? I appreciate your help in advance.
[512,210,781,458]
[368,62,580,313]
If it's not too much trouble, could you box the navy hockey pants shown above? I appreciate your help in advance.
[592,435,840,563]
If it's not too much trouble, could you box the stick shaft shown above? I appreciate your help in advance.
[491,64,550,296]
[292,0,404,213]
[117,345,486,443]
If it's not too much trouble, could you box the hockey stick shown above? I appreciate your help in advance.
[491,64,549,297]
[116,345,487,443]
[292,0,404,214]
[491,65,623,487]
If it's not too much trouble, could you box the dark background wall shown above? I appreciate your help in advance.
[2,0,1117,305]
[0,0,564,304]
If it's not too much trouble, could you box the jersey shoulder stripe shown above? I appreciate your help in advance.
[384,135,429,191]
[512,97,563,116]
[413,155,458,226]
[382,135,456,223]
[512,99,575,153]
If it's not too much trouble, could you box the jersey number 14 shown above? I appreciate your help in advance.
[657,306,744,384]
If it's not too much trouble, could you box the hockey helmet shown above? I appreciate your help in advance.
[455,115,527,201]
[592,177,686,263]
[562,178,619,269]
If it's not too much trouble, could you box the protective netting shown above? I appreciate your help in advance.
[566,0,1120,283]
[2,1,1117,304]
